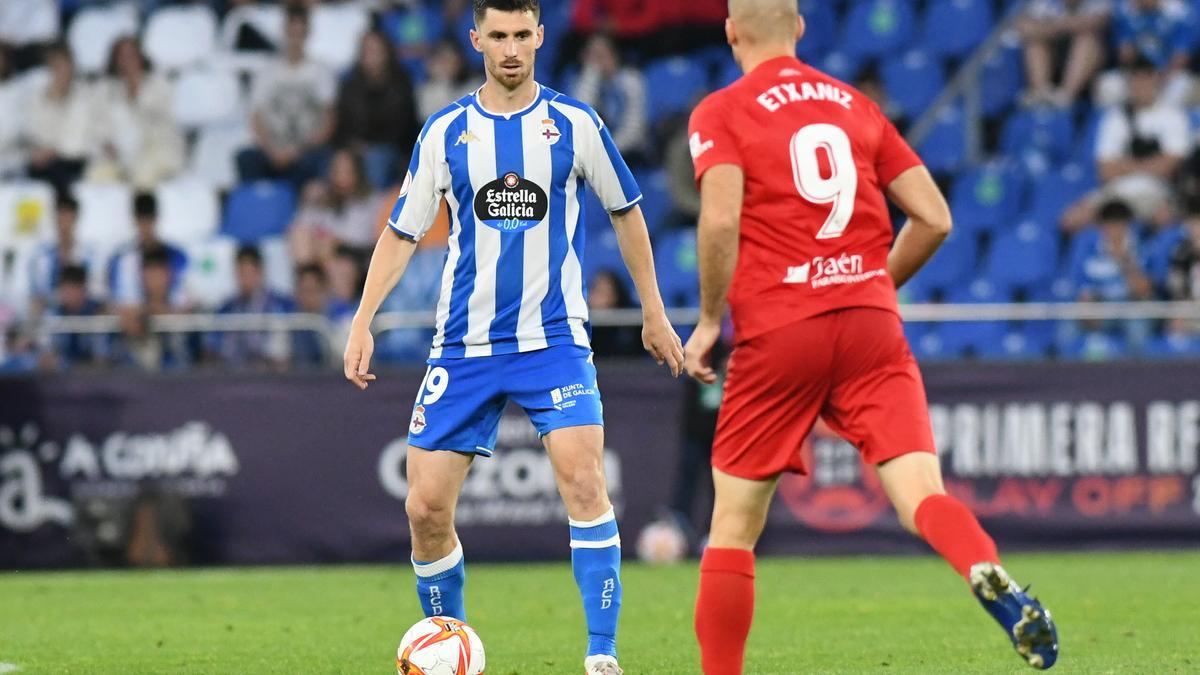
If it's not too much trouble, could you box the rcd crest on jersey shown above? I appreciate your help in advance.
[474,172,549,233]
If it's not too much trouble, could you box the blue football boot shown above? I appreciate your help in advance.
[969,562,1059,669]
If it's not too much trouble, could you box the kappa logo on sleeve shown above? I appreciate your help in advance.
[689,132,715,159]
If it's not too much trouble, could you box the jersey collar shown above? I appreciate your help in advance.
[471,82,544,120]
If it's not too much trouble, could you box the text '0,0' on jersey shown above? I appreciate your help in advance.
[389,84,641,359]
[688,56,924,344]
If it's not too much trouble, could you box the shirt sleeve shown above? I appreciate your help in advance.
[1095,109,1129,162]
[579,110,642,213]
[1158,108,1192,157]
[687,94,742,185]
[387,125,448,241]
[874,113,924,187]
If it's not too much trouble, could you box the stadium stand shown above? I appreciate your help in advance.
[1,0,1199,373]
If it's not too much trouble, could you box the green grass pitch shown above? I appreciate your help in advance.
[2,551,1197,674]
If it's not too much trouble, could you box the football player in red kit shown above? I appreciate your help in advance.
[683,1,1059,672]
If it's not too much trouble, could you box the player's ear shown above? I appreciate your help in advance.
[536,24,544,49]
[469,28,483,53]
[724,17,737,48]
[795,14,806,44]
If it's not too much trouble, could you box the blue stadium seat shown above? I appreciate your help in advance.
[842,0,916,60]
[632,169,672,236]
[796,0,839,62]
[938,278,1012,356]
[715,58,744,89]
[1144,334,1200,359]
[816,50,864,83]
[948,160,1026,234]
[984,219,1060,294]
[1059,331,1129,361]
[644,56,709,124]
[1072,107,1105,166]
[881,50,945,119]
[906,224,977,295]
[1001,105,1075,168]
[920,0,993,59]
[221,181,297,243]
[983,323,1055,360]
[979,45,1023,117]
[1028,162,1095,226]
[917,105,967,175]
[653,228,700,308]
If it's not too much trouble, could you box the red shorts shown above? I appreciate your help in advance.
[712,307,935,480]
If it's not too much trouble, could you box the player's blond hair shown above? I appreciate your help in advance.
[727,0,800,45]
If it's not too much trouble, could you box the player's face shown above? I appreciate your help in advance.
[472,9,543,90]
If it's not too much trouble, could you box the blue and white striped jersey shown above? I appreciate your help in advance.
[388,84,642,359]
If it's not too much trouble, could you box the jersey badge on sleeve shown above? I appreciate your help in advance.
[689,132,715,159]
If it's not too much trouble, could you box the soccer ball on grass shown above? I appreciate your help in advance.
[396,616,486,675]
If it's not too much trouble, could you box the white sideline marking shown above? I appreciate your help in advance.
[0,663,21,673]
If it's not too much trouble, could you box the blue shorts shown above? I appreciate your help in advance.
[406,344,604,456]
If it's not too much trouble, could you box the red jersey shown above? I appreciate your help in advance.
[689,56,923,344]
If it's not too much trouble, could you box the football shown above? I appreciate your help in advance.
[396,616,486,675]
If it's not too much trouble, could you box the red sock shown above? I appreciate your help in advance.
[914,494,1000,579]
[695,547,755,675]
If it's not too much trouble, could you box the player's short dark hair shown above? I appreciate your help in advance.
[474,0,540,24]
[235,244,263,268]
[59,264,87,286]
[133,192,157,219]
[296,262,327,284]
[56,193,79,213]
[1098,199,1134,223]
[141,245,172,269]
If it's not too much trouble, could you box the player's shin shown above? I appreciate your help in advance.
[914,494,1000,579]
[412,540,468,621]
[569,508,622,658]
[695,547,755,675]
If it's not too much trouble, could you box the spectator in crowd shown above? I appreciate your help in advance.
[25,43,99,192]
[1017,0,1111,107]
[237,5,335,189]
[88,37,184,190]
[1110,0,1193,105]
[117,245,197,372]
[664,125,700,225]
[28,194,103,316]
[109,193,189,307]
[0,45,26,178]
[372,245,443,362]
[1064,55,1191,231]
[1069,199,1155,349]
[290,148,385,283]
[0,0,60,71]
[418,38,476,120]
[334,28,420,189]
[1165,199,1200,317]
[291,262,351,367]
[587,269,642,357]
[573,33,647,158]
[207,245,293,370]
[855,67,905,126]
[41,264,109,370]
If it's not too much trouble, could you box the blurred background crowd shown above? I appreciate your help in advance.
[0,0,1199,374]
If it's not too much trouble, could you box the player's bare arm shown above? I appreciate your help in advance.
[885,165,953,288]
[610,204,685,376]
[344,229,419,390]
[684,163,744,385]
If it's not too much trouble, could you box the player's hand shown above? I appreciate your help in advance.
[343,323,377,390]
[642,310,685,377]
[684,318,721,384]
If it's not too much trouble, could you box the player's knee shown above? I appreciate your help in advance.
[708,508,764,550]
[556,464,608,516]
[405,494,454,534]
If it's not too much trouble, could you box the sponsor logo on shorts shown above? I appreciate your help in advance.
[783,253,887,289]
[549,383,596,411]
[410,405,427,435]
